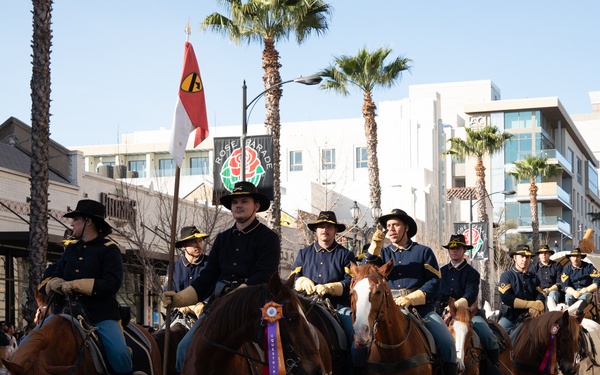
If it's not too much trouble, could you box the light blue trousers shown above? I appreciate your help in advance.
[472,314,499,350]
[424,310,457,363]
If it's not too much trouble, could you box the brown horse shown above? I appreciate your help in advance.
[181,273,330,375]
[445,298,483,375]
[153,322,188,375]
[512,310,583,375]
[2,314,162,375]
[350,261,435,375]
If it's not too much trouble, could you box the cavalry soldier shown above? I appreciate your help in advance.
[498,245,545,333]
[437,234,501,374]
[169,226,209,318]
[528,244,563,305]
[562,247,600,306]
[290,211,357,369]
[162,181,280,372]
[45,199,134,375]
[363,208,458,375]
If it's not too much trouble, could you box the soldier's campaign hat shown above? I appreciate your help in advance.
[442,234,474,250]
[307,211,346,232]
[175,226,208,248]
[566,247,587,259]
[378,209,417,238]
[63,199,112,234]
[536,244,555,255]
[219,181,270,212]
[508,244,533,257]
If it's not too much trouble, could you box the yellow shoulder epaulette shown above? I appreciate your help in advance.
[104,240,117,247]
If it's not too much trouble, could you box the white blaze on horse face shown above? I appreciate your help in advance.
[352,278,374,344]
[452,321,468,372]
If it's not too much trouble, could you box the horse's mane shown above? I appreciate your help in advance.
[7,318,55,374]
[198,284,276,340]
[352,263,381,280]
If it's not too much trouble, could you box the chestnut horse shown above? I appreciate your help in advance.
[512,310,583,375]
[350,261,435,375]
[445,298,483,375]
[2,314,162,375]
[181,273,330,375]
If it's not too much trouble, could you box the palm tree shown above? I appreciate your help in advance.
[507,154,562,252]
[27,0,53,324]
[444,125,512,222]
[319,47,411,211]
[201,0,332,239]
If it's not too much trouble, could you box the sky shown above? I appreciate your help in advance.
[2,1,600,148]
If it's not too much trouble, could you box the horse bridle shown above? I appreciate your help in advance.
[446,314,483,373]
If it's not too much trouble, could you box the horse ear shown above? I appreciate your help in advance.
[284,274,295,290]
[269,272,284,299]
[469,302,479,316]
[379,259,394,278]
[448,297,457,315]
[349,261,359,277]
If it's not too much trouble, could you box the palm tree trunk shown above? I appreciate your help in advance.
[262,39,282,240]
[475,157,489,222]
[529,180,540,251]
[27,0,53,324]
[362,92,381,211]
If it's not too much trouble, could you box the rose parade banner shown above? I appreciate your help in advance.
[453,222,489,260]
[213,136,274,203]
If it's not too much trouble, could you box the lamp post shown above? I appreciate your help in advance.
[241,74,322,181]
[350,201,360,255]
[468,189,516,259]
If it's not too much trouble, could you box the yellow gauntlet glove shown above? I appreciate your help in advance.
[315,282,343,297]
[367,228,386,257]
[294,277,316,295]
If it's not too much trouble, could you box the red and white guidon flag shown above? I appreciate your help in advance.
[168,41,209,168]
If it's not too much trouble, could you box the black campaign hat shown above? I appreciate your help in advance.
[219,181,271,212]
[536,244,555,255]
[378,208,417,238]
[508,244,533,257]
[566,247,587,259]
[63,199,112,234]
[442,234,474,250]
[175,226,208,247]
[307,211,346,232]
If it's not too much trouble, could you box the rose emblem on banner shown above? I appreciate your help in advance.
[463,228,483,256]
[220,146,265,191]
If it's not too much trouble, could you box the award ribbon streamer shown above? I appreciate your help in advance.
[539,324,559,374]
[262,301,285,375]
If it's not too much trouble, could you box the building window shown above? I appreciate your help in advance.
[128,160,146,178]
[190,156,209,175]
[321,148,336,170]
[505,134,533,164]
[289,151,303,172]
[504,111,535,129]
[567,148,574,173]
[577,157,582,184]
[355,147,367,168]
[588,161,599,197]
[159,159,176,177]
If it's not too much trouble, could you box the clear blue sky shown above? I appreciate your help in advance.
[2,1,599,147]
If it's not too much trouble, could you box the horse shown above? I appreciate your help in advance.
[181,273,330,375]
[445,298,483,374]
[512,310,583,375]
[1,313,162,375]
[349,260,436,375]
[153,322,189,375]
[547,298,600,374]
[297,294,351,375]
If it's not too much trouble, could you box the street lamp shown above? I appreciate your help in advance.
[350,201,360,254]
[241,74,322,181]
[468,189,516,259]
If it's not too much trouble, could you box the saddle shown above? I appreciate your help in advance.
[57,304,155,375]
[486,320,511,352]
[301,296,348,352]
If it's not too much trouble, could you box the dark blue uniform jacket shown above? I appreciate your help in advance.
[438,261,480,306]
[561,262,600,290]
[529,260,563,290]
[170,256,206,293]
[498,267,544,322]
[190,219,280,301]
[291,241,355,308]
[362,239,441,316]
[52,237,123,322]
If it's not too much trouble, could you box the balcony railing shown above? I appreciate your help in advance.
[517,215,571,234]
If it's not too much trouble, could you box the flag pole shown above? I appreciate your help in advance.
[162,20,192,375]
[163,165,181,375]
